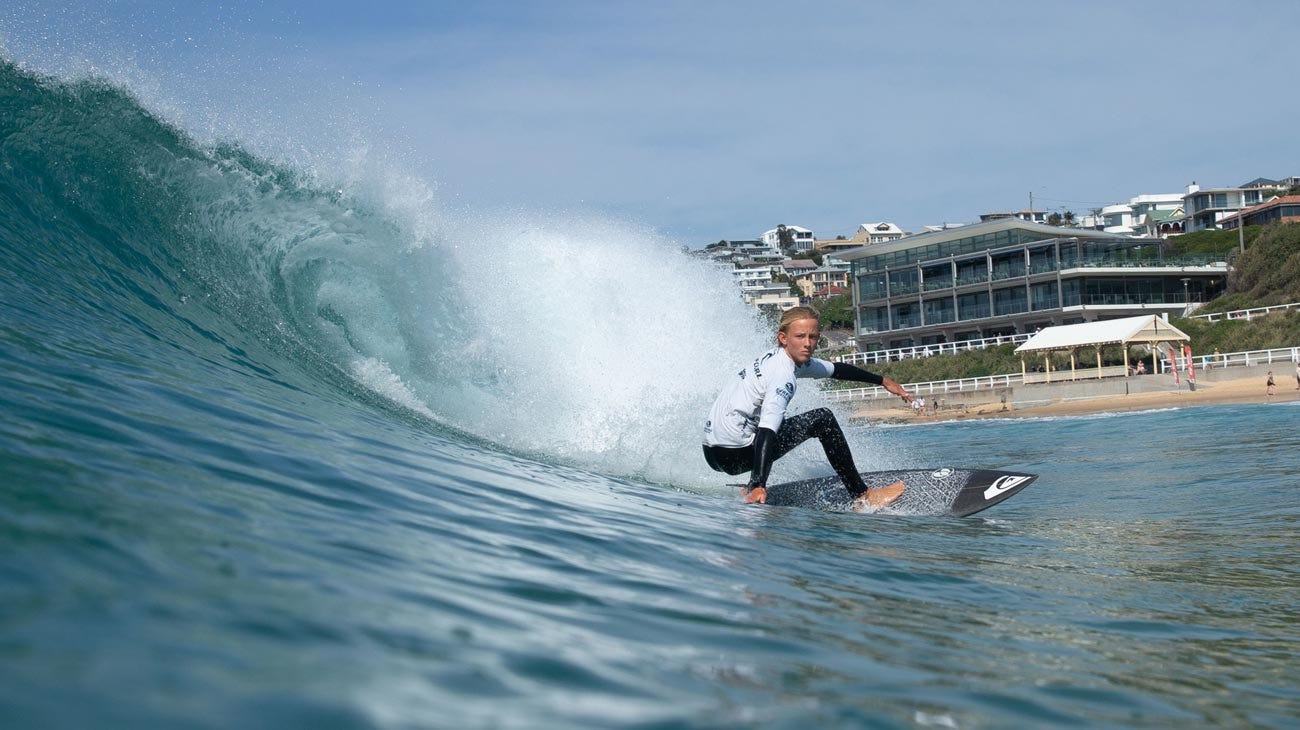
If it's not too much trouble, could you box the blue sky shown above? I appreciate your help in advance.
[3,1,1298,244]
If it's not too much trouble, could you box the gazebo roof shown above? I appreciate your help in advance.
[1014,315,1189,354]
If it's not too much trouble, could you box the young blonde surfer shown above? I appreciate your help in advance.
[702,307,913,510]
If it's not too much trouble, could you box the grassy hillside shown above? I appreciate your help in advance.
[1168,222,1300,350]
[1200,222,1300,312]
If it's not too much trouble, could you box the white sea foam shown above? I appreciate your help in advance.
[292,192,902,488]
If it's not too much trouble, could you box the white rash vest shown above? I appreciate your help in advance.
[703,347,834,448]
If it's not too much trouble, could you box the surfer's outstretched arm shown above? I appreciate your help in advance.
[833,362,913,404]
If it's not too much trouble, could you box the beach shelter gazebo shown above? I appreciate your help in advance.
[1013,315,1190,383]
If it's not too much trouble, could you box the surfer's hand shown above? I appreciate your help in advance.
[882,377,913,403]
[742,486,767,504]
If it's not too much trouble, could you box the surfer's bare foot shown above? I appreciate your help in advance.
[742,486,767,504]
[851,480,905,512]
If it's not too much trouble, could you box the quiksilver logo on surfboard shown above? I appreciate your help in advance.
[984,475,1032,499]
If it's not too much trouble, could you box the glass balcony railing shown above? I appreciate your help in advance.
[923,278,954,292]
[1058,255,1223,269]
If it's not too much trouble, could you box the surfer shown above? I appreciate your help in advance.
[702,306,914,510]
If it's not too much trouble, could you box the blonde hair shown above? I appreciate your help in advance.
[777,306,821,338]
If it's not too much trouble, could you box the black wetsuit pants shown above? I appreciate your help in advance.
[702,408,869,497]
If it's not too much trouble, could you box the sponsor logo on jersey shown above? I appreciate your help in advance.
[983,475,1032,499]
[776,382,794,402]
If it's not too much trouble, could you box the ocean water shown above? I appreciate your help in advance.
[3,57,1300,729]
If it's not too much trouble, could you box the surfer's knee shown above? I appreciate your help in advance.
[808,407,837,426]
[806,408,843,437]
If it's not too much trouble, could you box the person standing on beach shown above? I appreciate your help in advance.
[702,306,913,510]
[1294,362,1299,390]
[1266,371,1276,397]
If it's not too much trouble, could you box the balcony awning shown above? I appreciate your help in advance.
[1014,315,1189,354]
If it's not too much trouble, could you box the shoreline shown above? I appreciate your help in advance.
[854,372,1300,424]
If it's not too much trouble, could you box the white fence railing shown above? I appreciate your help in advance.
[835,333,1032,366]
[825,345,1300,403]
[1190,302,1300,322]
[1188,346,1300,372]
[823,374,1020,403]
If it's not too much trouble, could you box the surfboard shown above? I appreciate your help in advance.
[760,468,1037,517]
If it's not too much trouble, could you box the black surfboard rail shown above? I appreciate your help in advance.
[762,468,1038,517]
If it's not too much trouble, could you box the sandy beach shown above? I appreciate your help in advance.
[857,370,1300,424]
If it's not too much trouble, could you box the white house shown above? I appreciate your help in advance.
[1101,193,1185,235]
[742,282,801,315]
[731,265,774,289]
[760,225,815,253]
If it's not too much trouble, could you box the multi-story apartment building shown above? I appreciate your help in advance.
[731,264,774,289]
[1182,179,1291,232]
[742,282,800,315]
[792,265,850,298]
[839,218,1228,351]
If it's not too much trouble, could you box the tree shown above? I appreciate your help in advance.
[776,224,796,252]
[818,294,855,329]
[1048,210,1078,227]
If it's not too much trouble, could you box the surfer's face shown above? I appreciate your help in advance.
[778,317,820,365]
